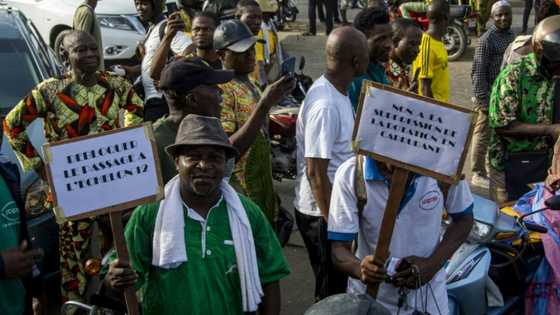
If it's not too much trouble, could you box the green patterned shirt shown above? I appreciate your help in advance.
[488,53,556,171]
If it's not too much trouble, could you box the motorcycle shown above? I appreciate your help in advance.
[270,57,312,181]
[398,4,476,61]
[445,194,560,314]
[273,0,299,31]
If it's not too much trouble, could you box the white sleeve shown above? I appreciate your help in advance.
[304,103,339,160]
[328,157,359,241]
[171,31,192,54]
[445,179,474,217]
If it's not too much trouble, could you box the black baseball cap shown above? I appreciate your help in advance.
[159,57,234,93]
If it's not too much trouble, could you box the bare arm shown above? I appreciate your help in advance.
[150,12,184,81]
[306,158,331,220]
[395,213,473,287]
[429,213,473,268]
[420,78,433,98]
[258,281,281,315]
[496,121,558,138]
[228,76,295,155]
[331,241,361,279]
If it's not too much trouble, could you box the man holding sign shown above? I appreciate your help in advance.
[3,31,143,302]
[328,158,474,314]
[107,115,289,314]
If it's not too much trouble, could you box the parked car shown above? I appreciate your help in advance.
[4,0,147,66]
[0,3,61,307]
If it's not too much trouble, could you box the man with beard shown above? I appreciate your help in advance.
[385,18,422,91]
[348,7,392,110]
[107,115,290,315]
[3,31,143,304]
[470,1,514,189]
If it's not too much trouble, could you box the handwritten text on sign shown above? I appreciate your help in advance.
[355,86,472,177]
[44,124,162,219]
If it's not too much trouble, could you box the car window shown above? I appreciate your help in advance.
[0,38,41,113]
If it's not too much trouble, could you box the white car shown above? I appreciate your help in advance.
[4,0,147,63]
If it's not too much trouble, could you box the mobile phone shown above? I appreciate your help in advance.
[281,56,296,78]
[166,3,178,13]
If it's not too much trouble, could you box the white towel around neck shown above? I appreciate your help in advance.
[152,176,263,311]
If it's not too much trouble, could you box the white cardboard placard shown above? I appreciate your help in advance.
[43,123,163,220]
[354,82,475,183]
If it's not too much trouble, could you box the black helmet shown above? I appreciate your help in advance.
[534,15,560,62]
[213,20,256,52]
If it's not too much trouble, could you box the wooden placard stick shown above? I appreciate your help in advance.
[109,211,140,315]
[367,167,410,298]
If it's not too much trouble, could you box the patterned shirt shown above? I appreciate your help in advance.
[471,25,515,106]
[385,59,411,90]
[219,77,277,224]
[4,72,144,172]
[488,53,556,171]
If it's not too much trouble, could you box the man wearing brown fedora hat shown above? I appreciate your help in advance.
[107,114,290,315]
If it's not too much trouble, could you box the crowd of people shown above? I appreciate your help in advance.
[1,0,560,314]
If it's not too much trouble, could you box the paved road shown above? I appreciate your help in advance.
[276,3,534,314]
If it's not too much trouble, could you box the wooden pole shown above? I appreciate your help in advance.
[109,211,140,315]
[367,167,410,298]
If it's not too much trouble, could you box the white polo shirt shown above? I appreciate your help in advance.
[294,75,355,216]
[328,156,473,315]
[142,20,192,101]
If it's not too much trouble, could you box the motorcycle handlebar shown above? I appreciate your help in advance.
[523,222,548,233]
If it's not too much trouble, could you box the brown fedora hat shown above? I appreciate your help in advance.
[165,114,239,159]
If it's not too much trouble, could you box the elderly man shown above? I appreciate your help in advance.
[3,30,143,303]
[73,0,103,70]
[488,15,560,202]
[470,1,514,189]
[412,0,450,101]
[348,7,392,110]
[386,18,422,91]
[107,115,290,315]
[295,26,369,300]
[215,20,295,225]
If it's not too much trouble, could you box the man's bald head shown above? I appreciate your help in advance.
[326,26,369,69]
[427,0,450,22]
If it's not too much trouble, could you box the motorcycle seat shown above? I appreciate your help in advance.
[449,5,470,19]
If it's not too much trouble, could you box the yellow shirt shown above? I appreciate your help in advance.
[255,28,278,63]
[412,33,449,101]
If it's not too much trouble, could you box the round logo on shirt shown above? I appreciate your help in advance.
[1,201,19,223]
[419,191,441,210]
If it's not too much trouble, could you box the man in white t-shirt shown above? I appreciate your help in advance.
[133,0,191,122]
[328,156,474,314]
[294,26,369,300]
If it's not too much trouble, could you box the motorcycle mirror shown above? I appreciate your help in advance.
[299,57,305,71]
[544,195,560,210]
